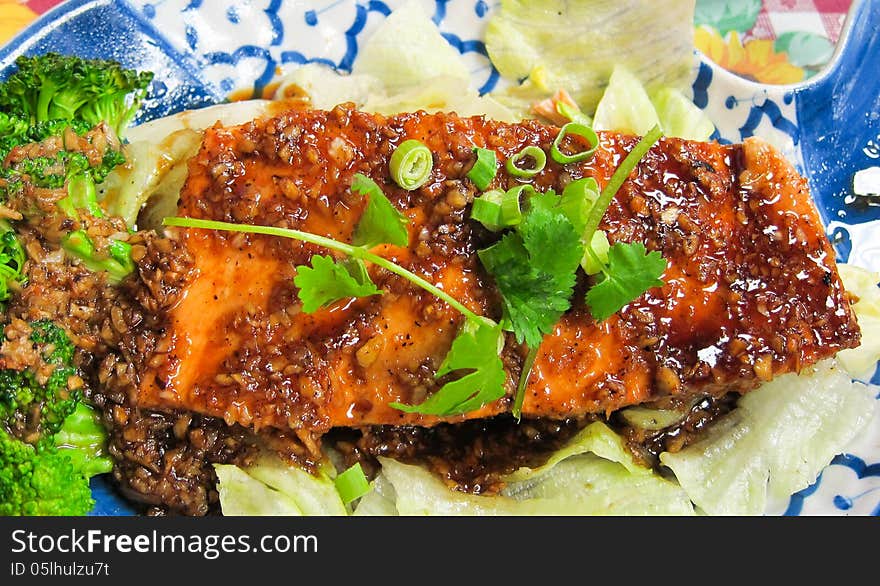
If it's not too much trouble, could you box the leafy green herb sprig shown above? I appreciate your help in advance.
[471,125,667,417]
[165,172,506,418]
[166,126,667,420]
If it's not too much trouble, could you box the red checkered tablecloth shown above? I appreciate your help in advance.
[752,0,851,44]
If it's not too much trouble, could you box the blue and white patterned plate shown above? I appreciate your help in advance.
[1,0,878,516]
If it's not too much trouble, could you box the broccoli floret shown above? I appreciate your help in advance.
[0,221,26,306]
[28,319,75,366]
[0,320,79,442]
[55,402,113,478]
[5,148,122,191]
[0,114,92,162]
[0,322,110,516]
[0,53,153,138]
[0,427,95,516]
[0,112,29,157]
[61,230,135,284]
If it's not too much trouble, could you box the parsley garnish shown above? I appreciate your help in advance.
[164,173,508,418]
[351,173,409,248]
[474,125,666,418]
[293,256,381,313]
[391,317,506,416]
[585,242,666,321]
[478,196,583,348]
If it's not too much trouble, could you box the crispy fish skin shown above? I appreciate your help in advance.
[134,105,860,433]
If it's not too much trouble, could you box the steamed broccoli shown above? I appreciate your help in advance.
[0,52,153,138]
[0,112,92,161]
[0,221,26,306]
[61,230,135,284]
[0,321,111,516]
[0,427,96,516]
[55,402,113,478]
[0,53,142,283]
[0,320,79,443]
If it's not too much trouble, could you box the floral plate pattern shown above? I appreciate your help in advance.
[1,0,879,516]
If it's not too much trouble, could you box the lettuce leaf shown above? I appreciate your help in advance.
[214,464,303,516]
[275,64,515,121]
[215,454,347,516]
[100,100,273,228]
[272,0,514,120]
[243,455,347,516]
[591,66,660,136]
[660,360,876,515]
[351,0,470,92]
[836,263,880,380]
[485,0,697,115]
[592,65,715,140]
[361,422,695,516]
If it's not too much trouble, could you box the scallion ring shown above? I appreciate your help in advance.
[501,184,535,226]
[551,122,599,164]
[390,139,433,190]
[467,147,498,191]
[470,190,505,231]
[505,145,547,178]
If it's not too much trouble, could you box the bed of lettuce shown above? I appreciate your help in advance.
[107,0,880,516]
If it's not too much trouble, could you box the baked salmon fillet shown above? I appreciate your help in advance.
[132,104,860,434]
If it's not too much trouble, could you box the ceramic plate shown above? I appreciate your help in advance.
[2,0,878,516]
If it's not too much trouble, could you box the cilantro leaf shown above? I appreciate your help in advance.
[390,318,506,416]
[350,173,409,248]
[293,255,381,313]
[518,192,584,276]
[479,234,575,348]
[585,242,666,321]
[478,192,584,348]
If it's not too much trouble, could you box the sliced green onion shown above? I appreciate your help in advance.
[471,186,527,231]
[512,344,539,421]
[556,100,592,126]
[390,139,433,190]
[580,230,611,275]
[581,125,662,247]
[502,185,532,226]
[505,145,546,178]
[467,147,497,191]
[471,189,505,231]
[559,177,600,232]
[551,122,599,164]
[501,186,534,226]
[335,462,371,505]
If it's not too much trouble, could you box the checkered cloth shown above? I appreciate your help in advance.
[749,0,852,43]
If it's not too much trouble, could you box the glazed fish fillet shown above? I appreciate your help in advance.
[134,105,860,433]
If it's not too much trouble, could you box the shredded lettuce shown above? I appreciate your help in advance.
[592,66,661,136]
[214,464,303,516]
[353,422,695,516]
[243,455,347,516]
[275,65,515,121]
[214,454,347,516]
[651,86,716,141]
[351,1,469,91]
[485,0,697,116]
[352,474,399,517]
[660,361,876,515]
[836,263,880,380]
[592,65,715,140]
